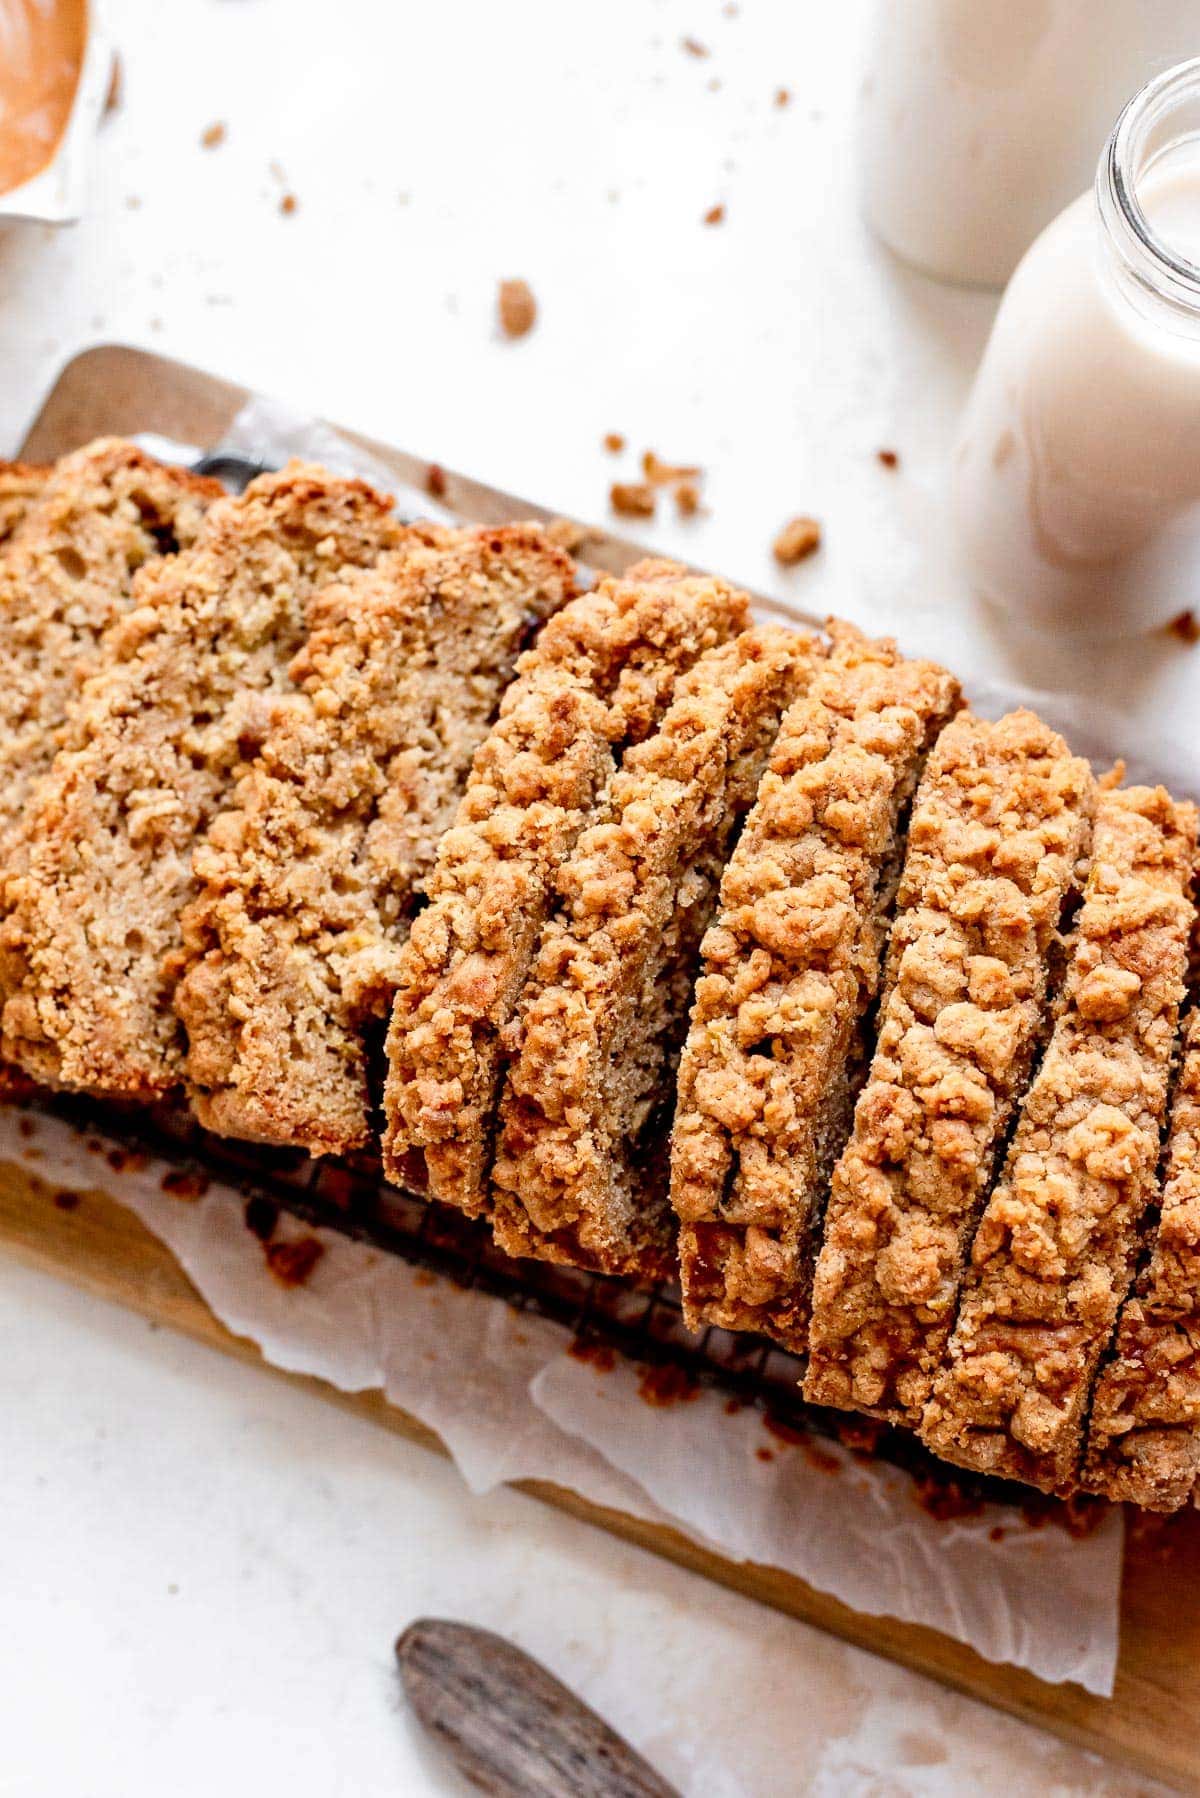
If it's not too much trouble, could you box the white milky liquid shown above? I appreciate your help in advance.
[860,0,1198,288]
[952,137,1200,638]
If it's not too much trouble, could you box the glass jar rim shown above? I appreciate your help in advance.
[1100,56,1200,319]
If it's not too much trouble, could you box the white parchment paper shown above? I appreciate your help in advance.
[44,395,1128,1698]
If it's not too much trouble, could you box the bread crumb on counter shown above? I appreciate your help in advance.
[610,481,656,519]
[703,203,726,226]
[773,516,821,565]
[498,278,537,339]
[200,121,226,150]
[603,432,626,454]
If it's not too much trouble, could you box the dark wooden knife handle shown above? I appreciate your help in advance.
[396,1618,682,1798]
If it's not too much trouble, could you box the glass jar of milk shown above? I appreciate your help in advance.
[861,2,1197,289]
[952,58,1200,640]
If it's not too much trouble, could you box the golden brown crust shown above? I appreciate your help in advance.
[0,459,51,543]
[670,623,961,1346]
[490,625,819,1277]
[174,525,574,1156]
[803,710,1097,1425]
[1080,1008,1200,1510]
[381,562,751,1214]
[0,462,401,1098]
[921,786,1196,1492]
[0,438,221,847]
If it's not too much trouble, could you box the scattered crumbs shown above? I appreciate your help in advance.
[877,447,900,470]
[264,1235,324,1288]
[200,121,226,150]
[772,514,822,566]
[125,194,141,210]
[763,1412,807,1447]
[568,1335,618,1372]
[910,1471,985,1524]
[610,481,656,519]
[317,1165,356,1209]
[681,35,710,57]
[1168,608,1200,645]
[636,1363,700,1407]
[756,1446,774,1463]
[642,449,701,485]
[675,479,702,518]
[425,462,447,499]
[801,1441,842,1475]
[989,1525,1007,1543]
[723,1397,744,1415]
[603,431,626,454]
[103,52,122,120]
[52,1190,80,1212]
[498,277,537,339]
[774,86,791,109]
[17,1117,34,1139]
[413,1268,439,1289]
[160,1168,210,1201]
[279,193,298,217]
[703,203,725,227]
[832,1415,884,1460]
[243,1195,278,1243]
[85,1136,103,1154]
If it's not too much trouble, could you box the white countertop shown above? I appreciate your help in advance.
[0,1,1187,1792]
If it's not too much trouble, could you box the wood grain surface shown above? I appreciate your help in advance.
[5,345,1200,1792]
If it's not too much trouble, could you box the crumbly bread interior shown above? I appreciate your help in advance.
[0,462,401,1097]
[175,524,574,1155]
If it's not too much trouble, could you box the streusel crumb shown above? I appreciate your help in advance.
[491,624,819,1278]
[921,785,1196,1491]
[804,709,1096,1425]
[381,561,750,1215]
[671,621,960,1347]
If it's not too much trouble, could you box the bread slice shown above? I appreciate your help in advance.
[921,784,1197,1493]
[0,463,401,1098]
[804,710,1097,1425]
[174,524,575,1156]
[670,623,960,1347]
[0,438,220,846]
[0,459,51,544]
[1082,1009,1200,1509]
[382,561,750,1214]
[490,625,818,1279]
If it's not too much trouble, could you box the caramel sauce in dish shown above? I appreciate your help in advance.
[0,0,86,197]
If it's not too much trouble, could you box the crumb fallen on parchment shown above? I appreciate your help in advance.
[675,480,702,518]
[200,121,226,150]
[1167,609,1200,645]
[425,463,447,499]
[774,86,791,109]
[603,432,626,454]
[279,193,298,217]
[877,447,900,469]
[498,278,537,339]
[681,35,710,57]
[264,1235,324,1288]
[703,203,725,226]
[610,481,656,519]
[772,515,822,566]
[642,449,701,485]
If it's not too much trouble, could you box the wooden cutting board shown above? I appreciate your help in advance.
[5,342,1200,1793]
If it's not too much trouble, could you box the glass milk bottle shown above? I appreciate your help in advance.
[860,1,1197,289]
[952,58,1200,640]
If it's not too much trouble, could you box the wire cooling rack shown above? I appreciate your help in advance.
[26,1086,1095,1526]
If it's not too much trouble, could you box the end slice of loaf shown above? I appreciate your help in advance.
[804,709,1097,1425]
[174,523,575,1156]
[490,625,819,1279]
[671,622,960,1347]
[0,462,401,1098]
[381,561,751,1215]
[0,437,221,845]
[921,784,1197,1492]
